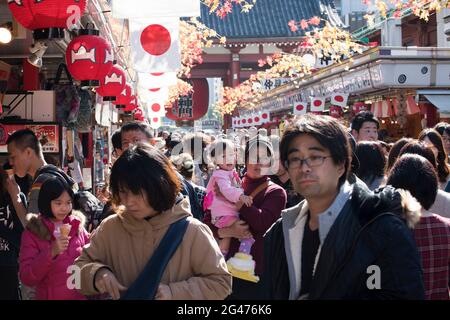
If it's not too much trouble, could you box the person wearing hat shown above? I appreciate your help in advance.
[204,134,287,299]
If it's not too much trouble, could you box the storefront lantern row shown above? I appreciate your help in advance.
[66,28,114,88]
[123,96,138,113]
[96,65,126,101]
[8,0,87,40]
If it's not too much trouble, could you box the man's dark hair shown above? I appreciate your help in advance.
[433,122,449,136]
[121,121,154,139]
[387,154,438,210]
[418,129,449,183]
[398,141,437,169]
[6,129,42,155]
[354,141,386,182]
[280,114,351,187]
[351,111,380,132]
[110,143,182,212]
[387,138,414,171]
[111,129,122,151]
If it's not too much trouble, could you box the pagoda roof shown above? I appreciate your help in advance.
[199,0,344,39]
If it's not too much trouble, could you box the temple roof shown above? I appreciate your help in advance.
[199,0,344,39]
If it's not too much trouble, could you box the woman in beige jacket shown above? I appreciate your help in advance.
[75,143,231,300]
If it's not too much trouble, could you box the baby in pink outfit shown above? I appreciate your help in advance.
[205,139,253,255]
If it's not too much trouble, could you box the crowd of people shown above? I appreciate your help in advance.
[0,111,449,300]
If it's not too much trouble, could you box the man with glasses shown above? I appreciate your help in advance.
[262,114,424,300]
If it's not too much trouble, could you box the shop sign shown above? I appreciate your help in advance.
[0,123,60,153]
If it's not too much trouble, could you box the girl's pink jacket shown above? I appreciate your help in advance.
[19,211,89,300]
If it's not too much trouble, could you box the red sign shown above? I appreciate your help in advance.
[0,124,60,153]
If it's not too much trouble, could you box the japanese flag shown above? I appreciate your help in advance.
[253,113,262,125]
[331,93,349,108]
[138,72,178,89]
[130,18,181,73]
[112,0,200,19]
[149,116,162,129]
[138,86,169,105]
[147,99,167,117]
[260,111,270,123]
[310,97,325,112]
[293,102,307,115]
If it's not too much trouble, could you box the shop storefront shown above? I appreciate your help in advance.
[238,46,450,140]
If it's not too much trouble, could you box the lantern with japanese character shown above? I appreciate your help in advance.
[96,65,126,101]
[66,29,113,88]
[166,79,208,123]
[8,0,87,40]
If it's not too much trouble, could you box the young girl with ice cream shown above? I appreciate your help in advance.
[19,176,89,300]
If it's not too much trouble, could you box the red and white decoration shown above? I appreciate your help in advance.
[148,99,167,117]
[138,86,169,105]
[149,116,162,129]
[253,113,262,126]
[111,0,200,19]
[392,96,421,115]
[133,107,145,121]
[330,93,349,108]
[129,18,181,73]
[352,102,368,114]
[310,97,325,112]
[371,100,393,118]
[260,111,270,124]
[8,0,87,31]
[138,72,177,88]
[293,102,307,115]
[329,105,343,118]
[113,83,133,108]
[66,33,113,86]
[96,65,126,101]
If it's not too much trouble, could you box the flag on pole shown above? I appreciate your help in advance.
[112,0,201,19]
[330,93,349,108]
[130,18,181,73]
[293,102,307,115]
[310,97,325,112]
[138,86,169,104]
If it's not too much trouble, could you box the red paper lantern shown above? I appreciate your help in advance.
[123,96,138,113]
[66,29,113,87]
[166,79,209,121]
[353,102,368,114]
[114,84,133,109]
[8,0,87,39]
[329,105,343,118]
[133,108,144,121]
[96,65,126,101]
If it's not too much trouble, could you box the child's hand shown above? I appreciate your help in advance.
[51,235,70,257]
[239,195,253,207]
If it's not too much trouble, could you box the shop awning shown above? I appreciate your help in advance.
[423,93,450,113]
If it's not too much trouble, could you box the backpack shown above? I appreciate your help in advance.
[34,165,102,226]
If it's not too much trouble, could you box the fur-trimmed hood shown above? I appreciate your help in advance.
[25,210,86,241]
[351,181,421,228]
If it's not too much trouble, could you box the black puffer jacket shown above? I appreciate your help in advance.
[262,182,425,300]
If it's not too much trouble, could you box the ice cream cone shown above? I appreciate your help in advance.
[5,169,13,177]
[59,224,71,238]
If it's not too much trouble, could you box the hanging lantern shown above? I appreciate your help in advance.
[133,107,144,121]
[66,28,113,88]
[8,0,87,40]
[96,65,126,101]
[123,95,138,114]
[329,105,343,118]
[114,83,133,109]
[168,79,209,122]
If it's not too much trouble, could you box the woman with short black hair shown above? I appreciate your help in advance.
[76,143,231,300]
[354,141,387,190]
[387,154,450,300]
